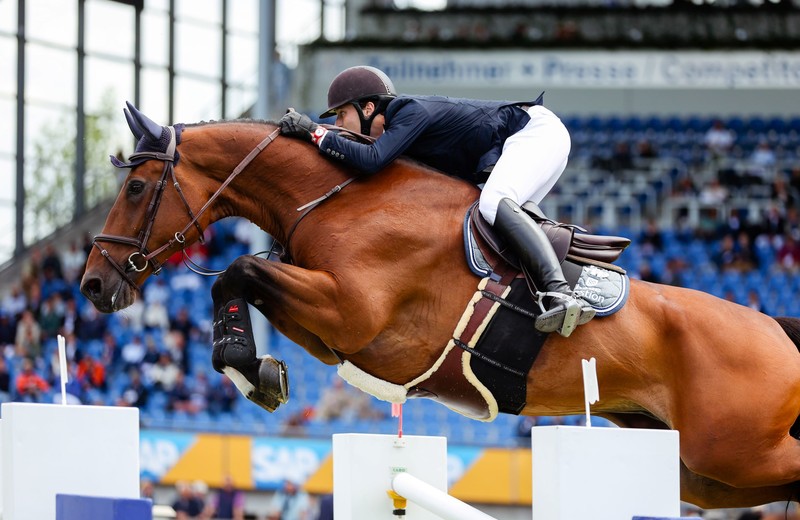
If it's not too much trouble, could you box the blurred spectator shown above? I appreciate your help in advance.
[165,330,190,375]
[609,141,633,171]
[639,219,663,256]
[635,139,658,160]
[189,371,211,414]
[167,370,199,414]
[314,377,384,422]
[79,304,107,341]
[100,330,120,367]
[151,351,181,392]
[38,293,65,340]
[208,475,245,520]
[1,284,27,318]
[143,278,170,306]
[60,240,87,284]
[41,244,64,280]
[15,356,50,402]
[140,337,162,381]
[704,119,735,159]
[61,297,82,337]
[266,479,314,520]
[143,301,170,331]
[735,231,758,272]
[77,353,108,392]
[26,282,42,316]
[759,204,786,240]
[672,173,697,197]
[172,480,205,520]
[140,478,155,501]
[192,480,212,520]
[634,261,661,283]
[170,307,196,341]
[698,178,728,206]
[777,233,800,272]
[208,375,238,416]
[770,174,796,209]
[714,232,757,272]
[748,141,776,181]
[594,142,633,172]
[660,256,688,287]
[39,264,68,303]
[121,334,147,372]
[15,309,42,359]
[117,368,150,408]
[714,234,742,272]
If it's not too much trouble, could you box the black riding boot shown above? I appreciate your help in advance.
[494,198,595,337]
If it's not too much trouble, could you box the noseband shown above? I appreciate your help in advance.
[92,126,281,291]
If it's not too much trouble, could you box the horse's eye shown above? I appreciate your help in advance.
[127,180,145,195]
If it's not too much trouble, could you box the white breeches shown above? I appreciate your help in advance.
[479,105,571,225]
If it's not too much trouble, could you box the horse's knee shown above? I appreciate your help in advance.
[218,256,260,296]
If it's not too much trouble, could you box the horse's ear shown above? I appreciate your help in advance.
[125,101,164,142]
[123,107,144,141]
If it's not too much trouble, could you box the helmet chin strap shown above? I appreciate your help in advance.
[352,102,379,136]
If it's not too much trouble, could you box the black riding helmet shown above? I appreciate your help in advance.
[319,66,397,135]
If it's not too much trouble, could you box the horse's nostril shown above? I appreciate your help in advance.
[81,276,103,301]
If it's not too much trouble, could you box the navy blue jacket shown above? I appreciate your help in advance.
[319,94,542,183]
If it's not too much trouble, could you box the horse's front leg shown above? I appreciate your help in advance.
[210,256,346,412]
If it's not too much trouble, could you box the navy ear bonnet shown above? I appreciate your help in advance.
[110,101,185,168]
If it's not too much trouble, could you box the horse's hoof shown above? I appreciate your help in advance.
[247,356,290,413]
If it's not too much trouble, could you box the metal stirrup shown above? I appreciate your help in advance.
[535,291,583,337]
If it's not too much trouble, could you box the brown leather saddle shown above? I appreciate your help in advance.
[467,201,631,282]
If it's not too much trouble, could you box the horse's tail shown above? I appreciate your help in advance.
[775,316,800,353]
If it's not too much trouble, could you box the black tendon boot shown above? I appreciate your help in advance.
[212,298,289,412]
[494,198,595,337]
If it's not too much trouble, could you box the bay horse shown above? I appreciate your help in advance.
[81,104,800,509]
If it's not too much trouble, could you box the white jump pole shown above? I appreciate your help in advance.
[392,471,497,520]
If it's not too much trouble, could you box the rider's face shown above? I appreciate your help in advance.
[334,104,363,133]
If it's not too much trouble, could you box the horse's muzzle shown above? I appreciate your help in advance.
[80,271,136,313]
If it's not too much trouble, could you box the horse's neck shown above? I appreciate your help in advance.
[201,132,356,242]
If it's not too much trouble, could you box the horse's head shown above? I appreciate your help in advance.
[81,102,209,312]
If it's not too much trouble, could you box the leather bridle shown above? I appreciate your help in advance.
[92,126,281,291]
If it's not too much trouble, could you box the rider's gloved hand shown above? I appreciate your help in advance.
[279,108,327,145]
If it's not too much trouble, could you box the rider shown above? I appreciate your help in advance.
[279,65,594,337]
